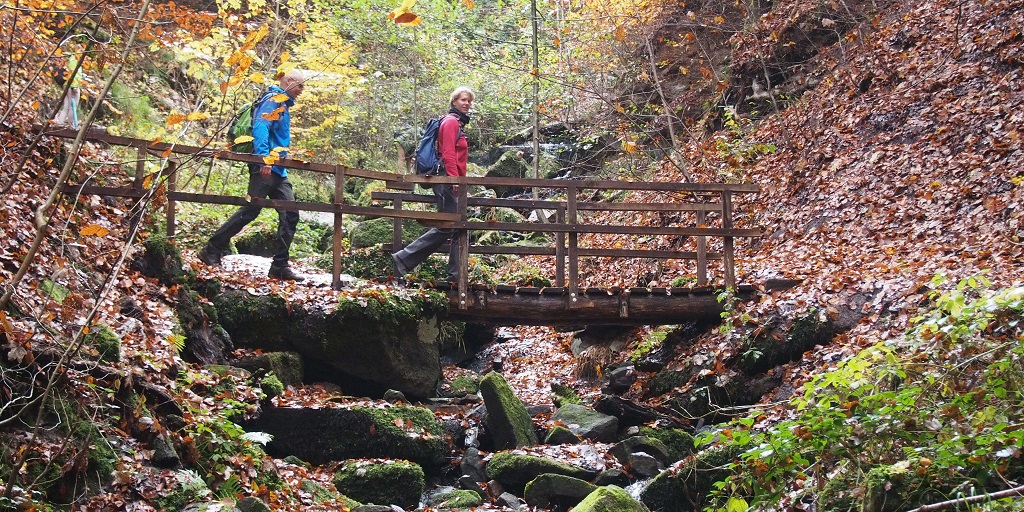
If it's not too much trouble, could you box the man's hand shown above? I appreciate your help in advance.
[260,165,272,178]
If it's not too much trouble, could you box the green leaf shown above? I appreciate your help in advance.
[726,496,750,512]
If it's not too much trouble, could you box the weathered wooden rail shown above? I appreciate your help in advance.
[45,126,762,325]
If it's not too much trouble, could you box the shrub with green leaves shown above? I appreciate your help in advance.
[698,275,1024,511]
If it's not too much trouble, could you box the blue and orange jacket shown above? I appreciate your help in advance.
[251,85,295,178]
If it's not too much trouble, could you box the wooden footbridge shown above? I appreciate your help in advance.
[45,127,762,325]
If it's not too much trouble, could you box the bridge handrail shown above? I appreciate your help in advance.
[42,127,760,304]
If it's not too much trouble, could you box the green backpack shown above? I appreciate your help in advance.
[227,90,274,154]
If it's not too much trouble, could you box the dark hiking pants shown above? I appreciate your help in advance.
[207,165,299,268]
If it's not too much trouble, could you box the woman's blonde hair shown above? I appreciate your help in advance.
[450,86,475,105]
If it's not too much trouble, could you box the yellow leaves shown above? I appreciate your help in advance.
[622,140,638,154]
[80,224,109,237]
[461,0,474,8]
[249,72,266,84]
[679,66,689,75]
[186,112,209,121]
[279,51,290,63]
[270,93,290,103]
[389,0,422,25]
[233,135,254,145]
[713,15,725,24]
[262,155,278,166]
[1010,175,1024,186]
[614,25,626,41]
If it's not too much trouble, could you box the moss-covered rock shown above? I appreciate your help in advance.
[638,427,696,464]
[232,351,304,387]
[300,479,361,509]
[178,286,232,364]
[486,451,593,493]
[639,443,744,512]
[212,290,291,351]
[574,485,651,512]
[333,459,424,509]
[426,489,484,509]
[259,373,285,399]
[484,150,530,197]
[479,371,538,449]
[350,217,429,249]
[244,405,449,468]
[448,374,479,396]
[544,425,581,445]
[84,323,121,362]
[550,403,618,443]
[132,235,191,286]
[523,473,598,510]
[551,381,583,407]
[234,225,278,257]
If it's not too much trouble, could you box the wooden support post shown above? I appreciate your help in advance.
[457,182,470,309]
[133,146,146,190]
[555,206,565,287]
[696,209,707,287]
[332,166,346,290]
[165,160,177,237]
[722,191,736,290]
[392,198,404,252]
[567,185,579,308]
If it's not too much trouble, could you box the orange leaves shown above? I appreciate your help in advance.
[269,93,290,103]
[166,111,209,126]
[80,224,109,237]
[260,105,286,121]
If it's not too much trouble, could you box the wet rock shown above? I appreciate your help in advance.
[550,403,618,442]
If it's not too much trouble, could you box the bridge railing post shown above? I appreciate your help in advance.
[722,191,735,290]
[165,159,177,238]
[567,184,579,308]
[456,180,469,309]
[555,205,565,288]
[332,165,346,290]
[697,208,707,287]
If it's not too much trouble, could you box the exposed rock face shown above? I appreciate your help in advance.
[242,405,450,468]
[213,289,446,398]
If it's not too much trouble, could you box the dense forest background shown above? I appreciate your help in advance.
[1,0,1022,509]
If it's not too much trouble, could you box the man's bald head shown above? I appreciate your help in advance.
[280,70,306,99]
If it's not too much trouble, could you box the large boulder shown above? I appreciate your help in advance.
[486,452,594,493]
[639,444,744,512]
[243,405,450,468]
[523,473,598,510]
[573,485,650,512]
[334,459,424,509]
[214,289,448,398]
[550,404,619,442]
[479,372,538,449]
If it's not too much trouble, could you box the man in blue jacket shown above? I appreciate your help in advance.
[199,70,307,282]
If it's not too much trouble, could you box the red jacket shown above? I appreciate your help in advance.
[438,114,467,177]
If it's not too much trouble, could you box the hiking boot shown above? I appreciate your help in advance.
[392,253,413,277]
[268,265,305,282]
[197,247,221,266]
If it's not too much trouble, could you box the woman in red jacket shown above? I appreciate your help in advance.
[392,86,474,281]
